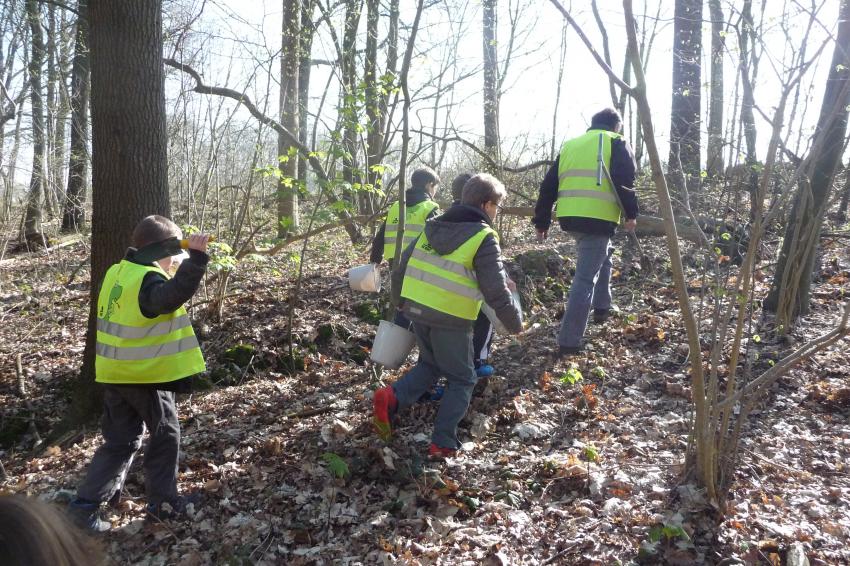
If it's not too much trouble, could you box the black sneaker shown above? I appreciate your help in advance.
[146,493,201,522]
[558,345,584,358]
[592,309,610,324]
[68,499,112,532]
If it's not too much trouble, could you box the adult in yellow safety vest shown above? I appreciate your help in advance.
[370,166,441,265]
[70,215,210,532]
[374,173,522,458]
[532,108,639,357]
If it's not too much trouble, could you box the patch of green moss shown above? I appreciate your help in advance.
[222,343,256,367]
[354,302,381,325]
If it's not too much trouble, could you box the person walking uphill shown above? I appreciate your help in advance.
[370,166,441,266]
[533,108,638,356]
[69,215,211,532]
[451,173,496,379]
[373,174,523,458]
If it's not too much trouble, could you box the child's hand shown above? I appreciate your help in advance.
[186,234,211,252]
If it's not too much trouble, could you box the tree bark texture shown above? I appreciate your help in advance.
[72,0,170,423]
[296,0,315,199]
[765,0,850,323]
[482,0,499,158]
[667,0,702,200]
[706,0,724,178]
[24,0,46,242]
[341,0,363,211]
[278,0,300,238]
[62,0,90,233]
[364,0,383,195]
[737,0,759,219]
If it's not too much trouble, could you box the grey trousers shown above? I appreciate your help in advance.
[392,322,476,449]
[76,385,180,506]
[558,232,613,349]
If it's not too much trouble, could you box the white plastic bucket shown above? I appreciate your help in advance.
[370,320,416,369]
[348,263,381,293]
[482,290,522,334]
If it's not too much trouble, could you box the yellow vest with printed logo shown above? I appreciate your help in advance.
[555,129,622,224]
[384,199,440,260]
[95,260,206,384]
[400,226,496,320]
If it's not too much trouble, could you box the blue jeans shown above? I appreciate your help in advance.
[392,322,476,449]
[558,232,613,349]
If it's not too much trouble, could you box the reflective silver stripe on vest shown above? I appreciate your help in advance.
[558,168,598,181]
[405,266,483,300]
[557,189,618,203]
[97,315,193,340]
[411,248,476,280]
[387,235,418,247]
[96,335,200,361]
[386,223,423,233]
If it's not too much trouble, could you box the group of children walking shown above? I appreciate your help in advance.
[67,170,522,532]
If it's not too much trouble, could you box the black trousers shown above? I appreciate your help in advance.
[76,385,180,506]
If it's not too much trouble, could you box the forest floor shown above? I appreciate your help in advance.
[1,225,849,565]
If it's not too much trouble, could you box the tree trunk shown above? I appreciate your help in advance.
[70,0,170,424]
[482,0,499,161]
[667,0,702,202]
[341,0,362,212]
[61,0,90,233]
[764,0,850,325]
[53,7,72,217]
[706,0,724,179]
[364,0,383,198]
[296,0,315,206]
[24,0,46,245]
[839,162,850,223]
[278,0,300,238]
[738,0,759,220]
[44,2,59,219]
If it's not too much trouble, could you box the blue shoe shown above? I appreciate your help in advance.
[476,364,494,377]
[429,385,445,401]
[68,499,111,532]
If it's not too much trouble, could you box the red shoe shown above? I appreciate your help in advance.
[373,386,398,442]
[428,443,458,459]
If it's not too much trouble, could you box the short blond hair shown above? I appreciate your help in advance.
[460,173,506,207]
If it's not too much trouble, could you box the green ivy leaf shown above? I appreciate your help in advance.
[559,366,583,385]
[321,452,350,479]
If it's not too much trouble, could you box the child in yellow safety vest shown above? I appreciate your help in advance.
[374,174,523,458]
[69,215,211,532]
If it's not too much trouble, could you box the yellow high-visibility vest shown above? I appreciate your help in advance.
[95,260,206,384]
[400,225,496,320]
[384,199,439,260]
[555,129,622,224]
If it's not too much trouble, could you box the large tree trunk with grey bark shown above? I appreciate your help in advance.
[70,0,171,424]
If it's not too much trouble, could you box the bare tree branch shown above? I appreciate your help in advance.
[547,0,634,95]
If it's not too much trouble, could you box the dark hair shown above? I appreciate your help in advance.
[451,173,473,202]
[590,108,622,132]
[410,167,440,191]
[460,173,506,207]
[0,496,102,566]
[131,215,181,248]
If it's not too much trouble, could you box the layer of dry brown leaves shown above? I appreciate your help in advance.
[1,226,848,565]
